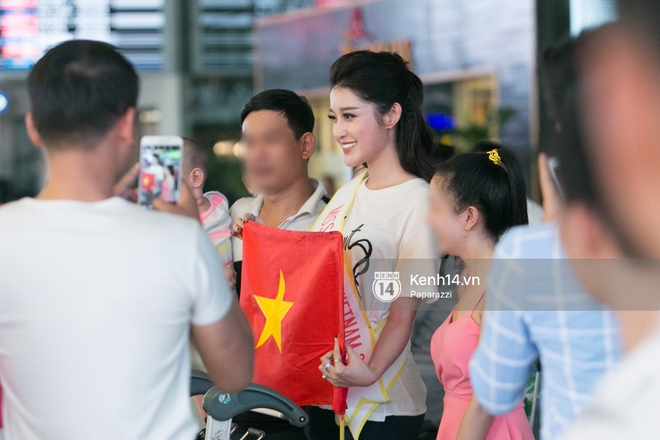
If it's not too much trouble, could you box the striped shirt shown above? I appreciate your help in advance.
[469,223,622,440]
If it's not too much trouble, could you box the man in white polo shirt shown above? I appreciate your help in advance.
[229,89,329,439]
[0,40,253,440]
[230,90,329,294]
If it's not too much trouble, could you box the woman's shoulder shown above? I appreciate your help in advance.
[398,178,430,206]
[405,177,430,193]
[333,173,367,198]
[375,176,429,198]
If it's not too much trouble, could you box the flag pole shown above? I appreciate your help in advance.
[339,415,345,440]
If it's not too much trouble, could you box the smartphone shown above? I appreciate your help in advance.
[138,136,184,209]
[547,156,564,198]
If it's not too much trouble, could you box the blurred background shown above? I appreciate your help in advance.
[0,0,618,206]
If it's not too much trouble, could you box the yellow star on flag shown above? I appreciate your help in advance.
[254,270,293,352]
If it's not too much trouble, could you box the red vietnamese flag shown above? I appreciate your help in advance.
[240,221,344,406]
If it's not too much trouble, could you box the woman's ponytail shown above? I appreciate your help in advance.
[396,71,435,181]
[435,146,529,241]
[496,148,529,228]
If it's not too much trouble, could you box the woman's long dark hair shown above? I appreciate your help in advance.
[329,51,435,181]
[435,146,529,241]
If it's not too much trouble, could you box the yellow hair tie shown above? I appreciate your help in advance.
[487,149,502,165]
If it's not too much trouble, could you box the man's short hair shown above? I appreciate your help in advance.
[240,89,314,140]
[539,34,600,209]
[562,0,660,210]
[539,35,579,127]
[183,138,207,174]
[545,0,660,214]
[27,39,139,148]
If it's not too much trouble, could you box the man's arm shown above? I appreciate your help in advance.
[191,297,254,393]
[188,223,254,393]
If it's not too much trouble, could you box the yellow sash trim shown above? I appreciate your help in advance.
[312,171,409,440]
[341,399,379,439]
[344,247,406,403]
[311,171,368,232]
[341,359,408,439]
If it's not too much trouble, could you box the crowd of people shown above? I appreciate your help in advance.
[1,0,660,439]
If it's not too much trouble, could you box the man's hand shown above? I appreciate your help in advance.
[113,163,139,202]
[114,163,199,221]
[152,181,200,221]
[232,213,266,239]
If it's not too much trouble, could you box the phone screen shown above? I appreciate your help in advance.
[138,138,183,209]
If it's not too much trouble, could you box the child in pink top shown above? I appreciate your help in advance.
[183,138,235,290]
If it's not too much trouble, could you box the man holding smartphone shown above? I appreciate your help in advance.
[0,40,253,440]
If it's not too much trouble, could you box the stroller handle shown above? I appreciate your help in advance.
[202,383,309,428]
[190,369,215,396]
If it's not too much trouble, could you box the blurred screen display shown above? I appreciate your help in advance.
[138,142,182,209]
[0,0,165,70]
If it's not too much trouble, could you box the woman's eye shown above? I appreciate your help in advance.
[327,114,336,121]
[343,114,355,120]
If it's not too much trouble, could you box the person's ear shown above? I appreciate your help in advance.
[113,108,137,170]
[25,112,43,148]
[189,168,205,189]
[299,132,316,160]
[116,107,136,147]
[382,103,402,130]
[463,206,480,232]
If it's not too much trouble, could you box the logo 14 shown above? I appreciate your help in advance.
[372,271,402,302]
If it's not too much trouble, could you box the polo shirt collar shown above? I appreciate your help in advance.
[248,178,327,219]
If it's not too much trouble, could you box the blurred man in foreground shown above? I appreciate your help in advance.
[467,36,621,440]
[555,1,660,437]
[0,40,253,439]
